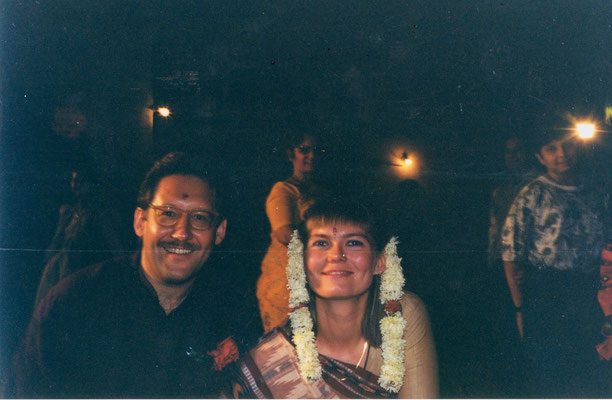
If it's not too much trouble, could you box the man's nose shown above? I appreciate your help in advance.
[171,214,192,240]
[557,146,566,157]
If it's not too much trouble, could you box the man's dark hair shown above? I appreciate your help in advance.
[285,131,318,152]
[529,112,574,155]
[136,152,226,217]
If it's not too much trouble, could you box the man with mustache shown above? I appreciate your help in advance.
[5,152,259,397]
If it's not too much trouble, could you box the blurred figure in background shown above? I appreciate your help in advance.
[488,137,536,269]
[483,136,536,396]
[257,132,327,333]
[35,164,131,305]
[597,243,612,362]
[501,120,608,397]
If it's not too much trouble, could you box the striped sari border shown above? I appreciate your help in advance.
[237,353,274,399]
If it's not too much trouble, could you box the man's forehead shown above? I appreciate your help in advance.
[153,175,214,204]
[542,136,575,148]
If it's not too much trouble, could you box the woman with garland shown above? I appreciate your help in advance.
[228,198,438,398]
[257,132,325,333]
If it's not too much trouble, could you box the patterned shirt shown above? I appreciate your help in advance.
[501,175,606,273]
[487,170,537,267]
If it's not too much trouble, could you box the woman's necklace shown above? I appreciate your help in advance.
[338,340,370,382]
[355,340,369,370]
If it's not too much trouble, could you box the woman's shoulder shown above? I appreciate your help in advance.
[399,291,428,319]
[400,291,424,306]
[268,180,300,196]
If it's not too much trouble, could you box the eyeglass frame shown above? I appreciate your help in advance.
[147,203,222,231]
[296,145,323,155]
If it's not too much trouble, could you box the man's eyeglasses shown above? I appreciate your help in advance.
[148,204,220,231]
[296,145,323,155]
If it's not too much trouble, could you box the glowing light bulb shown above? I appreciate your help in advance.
[157,107,171,117]
[400,152,413,166]
[576,123,595,139]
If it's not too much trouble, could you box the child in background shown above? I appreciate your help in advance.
[501,119,607,397]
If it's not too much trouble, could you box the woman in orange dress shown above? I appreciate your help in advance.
[257,133,322,332]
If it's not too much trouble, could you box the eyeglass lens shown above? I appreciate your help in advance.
[152,206,216,230]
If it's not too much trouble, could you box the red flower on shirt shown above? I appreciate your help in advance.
[207,337,239,371]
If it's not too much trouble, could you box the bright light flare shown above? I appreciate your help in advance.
[576,123,595,139]
[400,152,414,167]
[389,147,421,180]
[157,107,171,117]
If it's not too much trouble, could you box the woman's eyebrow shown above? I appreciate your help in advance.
[310,233,370,240]
[344,233,370,240]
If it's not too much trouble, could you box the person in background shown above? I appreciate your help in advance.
[483,136,536,396]
[501,120,608,397]
[4,152,259,398]
[597,243,612,361]
[487,137,536,269]
[229,197,438,398]
[257,132,326,333]
[35,164,131,305]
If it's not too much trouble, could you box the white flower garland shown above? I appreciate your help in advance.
[286,231,408,392]
[377,237,408,392]
[380,237,405,303]
[287,234,310,308]
[287,231,322,381]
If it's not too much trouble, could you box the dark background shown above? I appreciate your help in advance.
[1,0,610,396]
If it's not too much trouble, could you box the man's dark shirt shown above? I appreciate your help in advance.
[5,253,260,398]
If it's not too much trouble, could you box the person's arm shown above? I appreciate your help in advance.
[500,185,532,342]
[399,294,438,399]
[271,224,294,246]
[265,182,299,246]
[504,260,525,341]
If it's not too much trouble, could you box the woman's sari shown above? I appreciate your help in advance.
[228,328,394,399]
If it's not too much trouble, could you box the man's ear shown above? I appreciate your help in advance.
[374,253,386,275]
[133,207,146,238]
[286,148,294,161]
[214,219,228,245]
[535,152,545,167]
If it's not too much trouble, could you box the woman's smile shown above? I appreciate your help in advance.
[321,269,354,277]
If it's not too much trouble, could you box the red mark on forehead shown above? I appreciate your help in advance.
[332,227,337,235]
[182,193,189,199]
